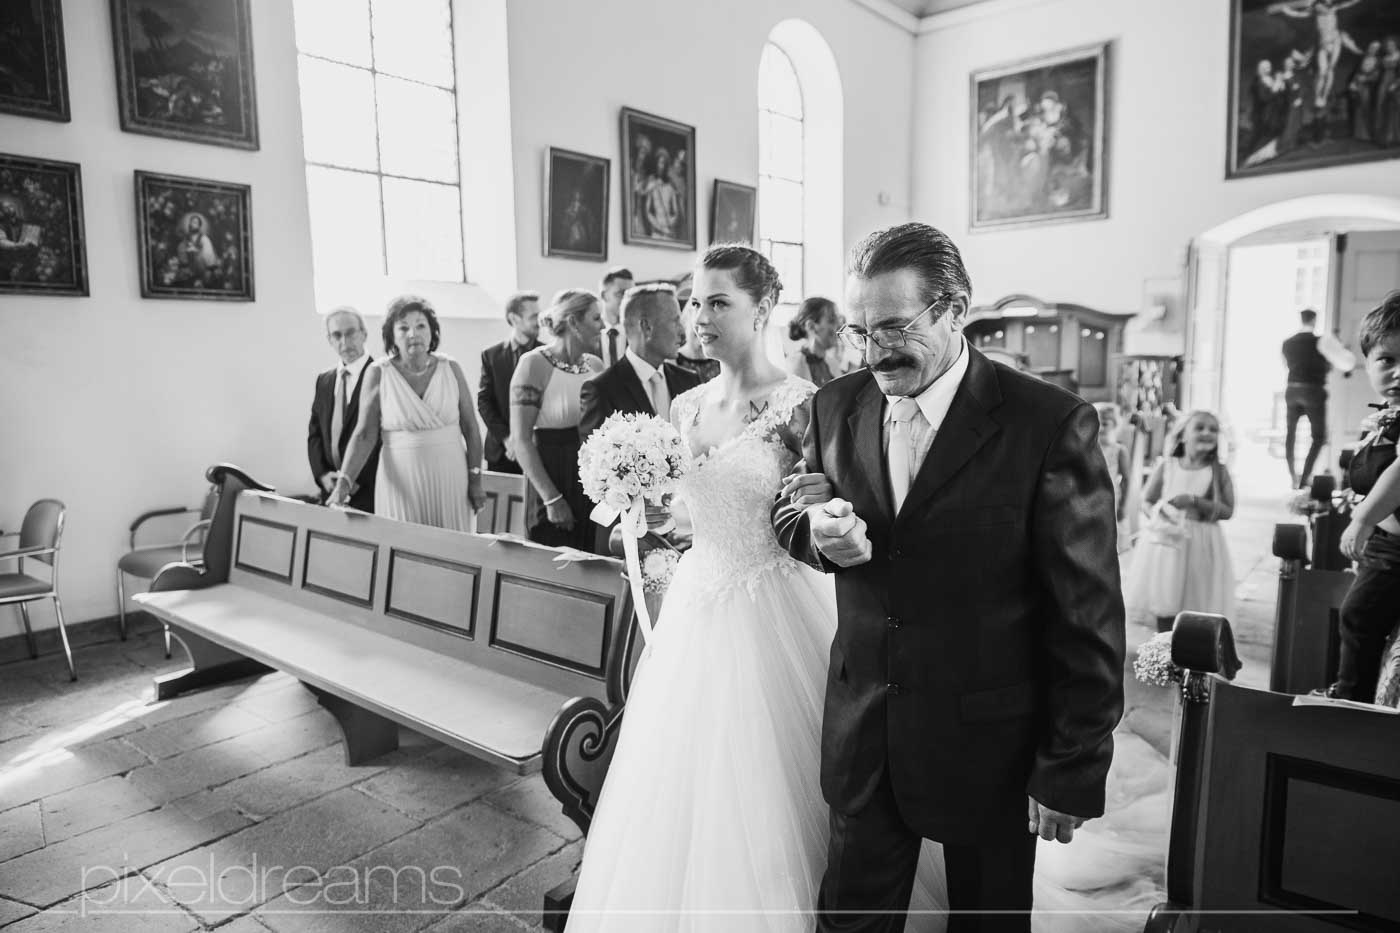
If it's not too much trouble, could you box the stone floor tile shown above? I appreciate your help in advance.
[481,777,581,843]
[0,736,151,810]
[354,747,514,822]
[41,776,163,844]
[171,745,385,823]
[232,684,323,725]
[122,706,270,761]
[0,800,45,862]
[0,673,61,708]
[0,896,38,927]
[0,712,40,744]
[11,687,149,732]
[0,806,249,908]
[422,904,532,932]
[3,874,198,932]
[476,841,582,928]
[147,788,418,924]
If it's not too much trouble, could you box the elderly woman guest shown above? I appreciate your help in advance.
[511,288,606,550]
[783,296,841,387]
[330,295,486,531]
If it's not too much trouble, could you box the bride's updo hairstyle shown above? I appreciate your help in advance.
[539,288,599,338]
[699,244,783,320]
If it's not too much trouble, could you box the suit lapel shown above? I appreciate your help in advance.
[845,379,894,523]
[616,358,654,415]
[345,356,373,425]
[662,362,698,399]
[896,349,1002,524]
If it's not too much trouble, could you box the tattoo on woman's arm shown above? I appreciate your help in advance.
[511,385,543,409]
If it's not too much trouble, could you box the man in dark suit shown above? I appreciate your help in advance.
[478,291,542,474]
[579,283,699,440]
[772,223,1125,932]
[308,307,379,512]
[598,266,635,369]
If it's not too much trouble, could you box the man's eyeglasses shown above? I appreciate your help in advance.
[837,295,947,351]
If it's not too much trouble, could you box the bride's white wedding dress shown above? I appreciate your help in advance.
[567,374,1170,932]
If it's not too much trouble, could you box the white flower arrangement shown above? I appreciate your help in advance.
[578,412,690,524]
[641,549,680,594]
[1133,632,1183,687]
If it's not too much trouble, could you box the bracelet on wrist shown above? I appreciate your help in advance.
[542,493,564,507]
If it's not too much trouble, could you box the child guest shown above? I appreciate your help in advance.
[1123,410,1236,632]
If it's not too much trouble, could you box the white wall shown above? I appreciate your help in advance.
[912,0,1400,320]
[0,0,913,636]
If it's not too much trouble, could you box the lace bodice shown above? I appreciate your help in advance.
[672,376,816,597]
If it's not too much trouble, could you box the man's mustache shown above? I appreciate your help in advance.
[870,357,916,373]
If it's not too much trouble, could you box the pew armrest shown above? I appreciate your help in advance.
[1170,612,1241,680]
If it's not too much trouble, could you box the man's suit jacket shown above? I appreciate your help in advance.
[578,356,703,439]
[308,359,379,513]
[478,338,540,465]
[772,348,1125,845]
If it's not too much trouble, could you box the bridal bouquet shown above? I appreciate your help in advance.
[578,412,690,643]
[1133,632,1183,687]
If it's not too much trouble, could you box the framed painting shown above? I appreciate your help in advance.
[0,153,87,296]
[710,180,756,246]
[620,107,696,250]
[545,147,610,261]
[1228,0,1400,178]
[0,0,71,121]
[110,0,259,149]
[135,170,252,300]
[970,41,1110,231]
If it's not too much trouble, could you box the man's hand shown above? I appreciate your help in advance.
[319,472,338,495]
[780,469,834,508]
[808,498,872,567]
[504,437,517,462]
[1028,797,1085,843]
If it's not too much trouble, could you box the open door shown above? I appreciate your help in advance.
[1184,239,1230,412]
[1328,231,1400,464]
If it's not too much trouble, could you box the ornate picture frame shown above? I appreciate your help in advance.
[620,107,696,250]
[0,0,71,121]
[0,153,87,297]
[135,170,253,300]
[545,147,610,262]
[110,0,260,150]
[970,41,1110,231]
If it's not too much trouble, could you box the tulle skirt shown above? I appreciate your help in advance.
[567,554,838,932]
[376,425,475,532]
[1122,519,1234,622]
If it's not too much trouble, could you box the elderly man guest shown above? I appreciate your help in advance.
[479,291,542,474]
[308,307,379,512]
[598,267,634,368]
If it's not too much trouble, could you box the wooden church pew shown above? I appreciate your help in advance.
[1147,612,1400,932]
[1271,522,1354,695]
[135,463,634,772]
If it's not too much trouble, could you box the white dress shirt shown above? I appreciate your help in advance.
[330,352,373,467]
[626,348,670,416]
[883,336,970,486]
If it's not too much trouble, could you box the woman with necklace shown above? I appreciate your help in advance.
[330,295,486,531]
[509,288,606,550]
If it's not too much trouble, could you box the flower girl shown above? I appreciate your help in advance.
[1122,410,1236,632]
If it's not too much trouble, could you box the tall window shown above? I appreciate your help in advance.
[758,42,804,310]
[294,0,464,284]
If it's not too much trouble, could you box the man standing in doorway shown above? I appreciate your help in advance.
[1282,307,1356,488]
[598,267,635,368]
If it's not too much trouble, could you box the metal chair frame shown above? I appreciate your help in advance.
[117,491,215,657]
[0,499,73,680]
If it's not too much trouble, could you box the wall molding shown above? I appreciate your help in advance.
[917,0,1060,34]
[847,0,921,34]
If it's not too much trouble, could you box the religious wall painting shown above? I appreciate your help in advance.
[0,0,72,121]
[1229,0,1400,178]
[710,180,756,246]
[135,170,252,300]
[970,42,1110,231]
[620,107,696,250]
[545,147,610,261]
[0,154,87,296]
[110,0,259,149]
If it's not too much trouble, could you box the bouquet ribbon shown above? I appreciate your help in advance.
[591,499,654,646]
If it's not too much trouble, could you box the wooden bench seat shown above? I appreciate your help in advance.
[135,464,637,773]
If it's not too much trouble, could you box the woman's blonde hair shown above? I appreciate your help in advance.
[1167,409,1225,501]
[540,288,599,337]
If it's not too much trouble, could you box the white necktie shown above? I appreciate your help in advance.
[888,397,921,513]
[331,367,351,468]
[647,371,669,417]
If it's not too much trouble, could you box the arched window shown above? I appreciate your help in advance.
[758,42,804,313]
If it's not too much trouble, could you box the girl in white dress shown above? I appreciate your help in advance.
[1122,410,1236,631]
[330,296,485,531]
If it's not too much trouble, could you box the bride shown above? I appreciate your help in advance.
[566,244,1169,931]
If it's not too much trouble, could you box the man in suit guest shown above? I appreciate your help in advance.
[598,266,635,368]
[478,291,542,474]
[308,307,379,512]
[580,283,700,440]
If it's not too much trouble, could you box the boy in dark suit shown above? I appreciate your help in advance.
[308,307,379,512]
